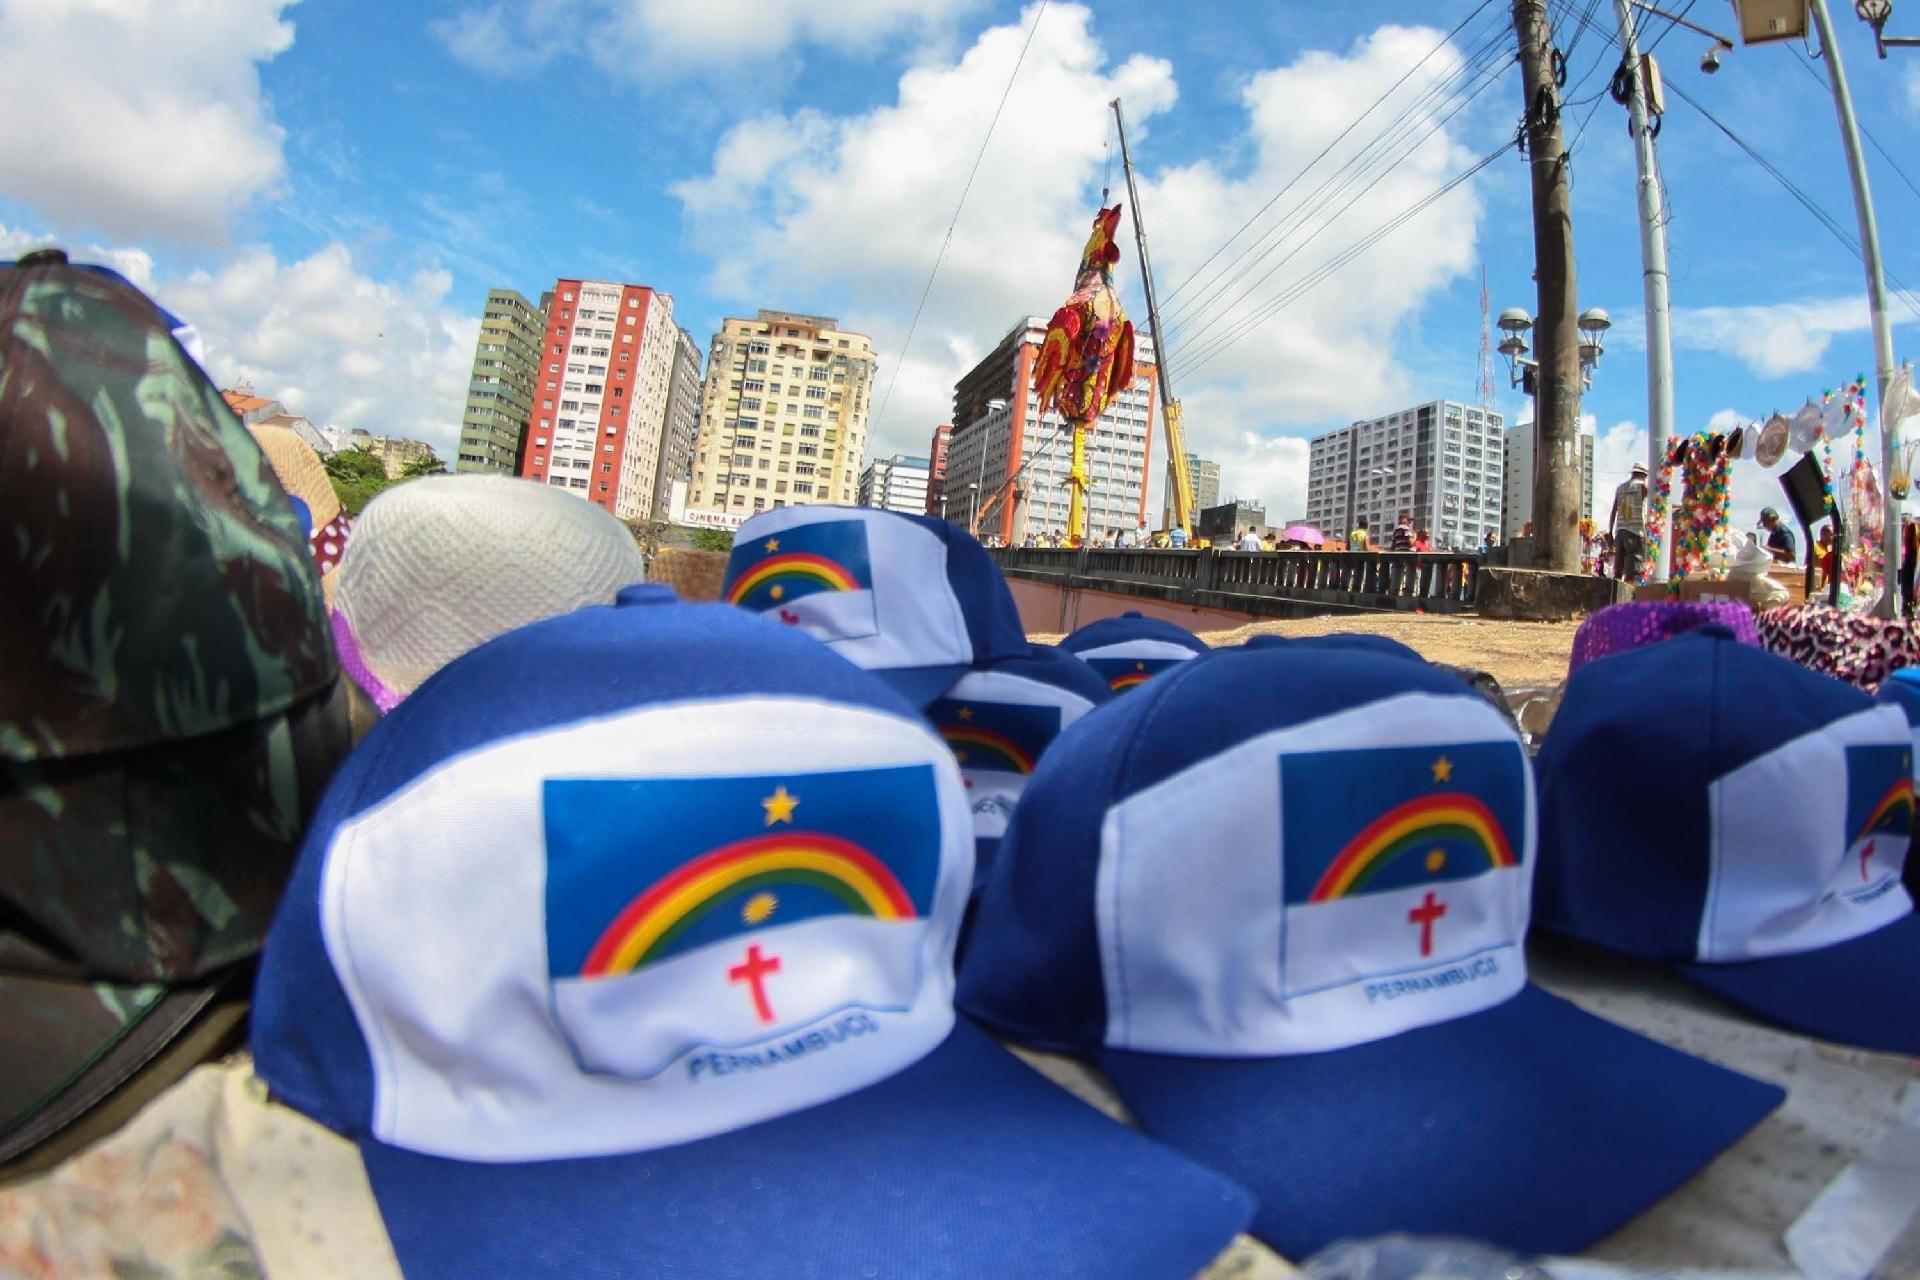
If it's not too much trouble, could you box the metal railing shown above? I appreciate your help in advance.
[989,546,1481,611]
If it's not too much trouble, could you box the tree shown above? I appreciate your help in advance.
[690,528,734,553]
[324,447,392,516]
[400,449,446,479]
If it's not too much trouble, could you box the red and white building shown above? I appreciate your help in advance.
[519,278,679,521]
[924,423,952,515]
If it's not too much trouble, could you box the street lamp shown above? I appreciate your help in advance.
[1495,308,1609,392]
[1853,0,1920,54]
[967,481,980,529]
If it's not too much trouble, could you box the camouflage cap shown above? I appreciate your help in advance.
[0,250,352,1166]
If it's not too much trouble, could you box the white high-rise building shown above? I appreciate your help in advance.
[1501,422,1596,539]
[857,454,932,515]
[1304,400,1506,551]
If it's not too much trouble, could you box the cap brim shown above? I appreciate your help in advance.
[0,973,224,1166]
[867,662,973,709]
[1097,984,1783,1258]
[1677,913,1920,1055]
[358,1017,1252,1279]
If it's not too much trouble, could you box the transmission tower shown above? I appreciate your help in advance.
[1477,263,1494,420]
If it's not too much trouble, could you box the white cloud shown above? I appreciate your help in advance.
[673,9,1487,521]
[1658,295,1911,380]
[4,223,476,456]
[166,243,478,454]
[0,0,294,245]
[433,0,974,76]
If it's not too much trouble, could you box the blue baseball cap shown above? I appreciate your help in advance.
[1059,612,1209,693]
[959,644,1783,1258]
[1874,668,1920,901]
[1538,624,1920,1055]
[251,584,1254,1278]
[1238,632,1425,663]
[721,506,1029,708]
[926,644,1109,890]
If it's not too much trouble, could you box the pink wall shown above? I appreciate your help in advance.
[1006,576,1275,636]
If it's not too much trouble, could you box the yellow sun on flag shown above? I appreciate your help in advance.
[743,892,779,925]
[1426,848,1447,873]
[770,584,785,600]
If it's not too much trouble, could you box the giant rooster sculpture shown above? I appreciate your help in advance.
[1032,205,1136,546]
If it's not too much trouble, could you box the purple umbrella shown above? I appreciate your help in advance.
[1283,523,1324,547]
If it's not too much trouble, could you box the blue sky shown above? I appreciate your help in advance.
[5,0,1920,530]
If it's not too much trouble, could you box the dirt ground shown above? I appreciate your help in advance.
[1033,613,1581,689]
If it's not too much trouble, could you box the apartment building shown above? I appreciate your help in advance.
[455,288,546,475]
[653,326,705,522]
[857,454,932,515]
[1501,422,1596,539]
[684,310,876,525]
[1304,400,1506,551]
[517,278,679,521]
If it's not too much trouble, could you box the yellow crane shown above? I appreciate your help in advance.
[1111,97,1196,542]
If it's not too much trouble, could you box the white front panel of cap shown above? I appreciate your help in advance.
[1076,639,1201,663]
[318,697,972,1162]
[932,668,1098,840]
[729,508,972,672]
[1702,704,1915,962]
[1096,693,1532,1056]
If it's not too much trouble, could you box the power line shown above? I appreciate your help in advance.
[870,0,1049,439]
[1163,13,1512,341]
[1786,42,1920,208]
[1162,17,1513,348]
[1660,72,1920,320]
[1172,142,1514,381]
[1160,0,1497,312]
[1165,42,1514,362]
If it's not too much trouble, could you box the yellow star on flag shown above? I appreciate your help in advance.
[1431,755,1453,784]
[956,706,973,721]
[761,785,799,826]
[764,538,780,553]
[1135,661,1147,671]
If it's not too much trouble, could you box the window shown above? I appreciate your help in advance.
[793,482,814,495]
[542,399,555,410]
[601,463,612,473]
[561,400,579,411]
[625,316,637,326]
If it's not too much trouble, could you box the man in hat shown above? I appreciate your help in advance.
[1610,462,1650,581]
[1759,506,1798,566]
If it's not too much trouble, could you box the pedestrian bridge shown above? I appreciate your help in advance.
[988,546,1481,635]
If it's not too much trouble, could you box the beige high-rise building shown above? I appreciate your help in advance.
[685,310,875,526]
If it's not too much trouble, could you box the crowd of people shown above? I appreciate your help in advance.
[5,251,1920,1278]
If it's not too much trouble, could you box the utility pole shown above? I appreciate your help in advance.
[1514,0,1582,572]
[1614,0,1676,581]
[1808,0,1900,616]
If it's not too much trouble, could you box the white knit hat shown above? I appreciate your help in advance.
[333,475,646,702]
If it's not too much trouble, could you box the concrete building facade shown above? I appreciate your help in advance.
[685,310,876,525]
[1500,422,1596,539]
[857,454,932,515]
[653,326,705,522]
[456,288,546,476]
[925,423,952,516]
[946,316,1156,544]
[518,278,679,522]
[1163,453,1221,529]
[1304,400,1506,551]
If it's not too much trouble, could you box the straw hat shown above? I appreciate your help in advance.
[249,423,348,600]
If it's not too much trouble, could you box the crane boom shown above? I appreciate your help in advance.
[1111,97,1194,537]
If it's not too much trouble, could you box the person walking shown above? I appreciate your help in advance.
[1236,525,1263,552]
[1169,524,1188,549]
[1610,463,1649,581]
